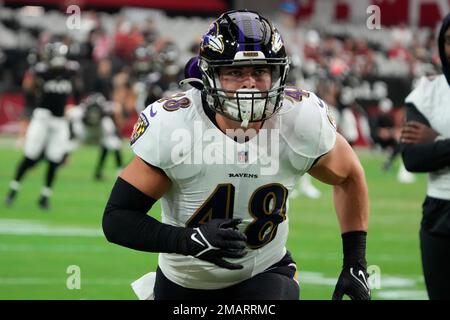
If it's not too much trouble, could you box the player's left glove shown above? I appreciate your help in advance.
[332,231,371,300]
[178,218,248,270]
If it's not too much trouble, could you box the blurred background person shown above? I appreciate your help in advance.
[5,39,82,210]
[400,13,450,300]
[66,93,123,181]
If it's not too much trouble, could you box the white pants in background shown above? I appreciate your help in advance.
[100,117,122,151]
[24,108,69,163]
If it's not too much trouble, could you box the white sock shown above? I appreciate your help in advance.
[9,180,20,191]
[41,187,52,197]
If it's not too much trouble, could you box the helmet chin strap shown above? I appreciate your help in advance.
[241,119,249,128]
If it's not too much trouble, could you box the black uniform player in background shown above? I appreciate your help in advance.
[401,13,450,299]
[66,93,123,180]
[5,41,82,210]
[87,94,123,181]
[132,39,183,113]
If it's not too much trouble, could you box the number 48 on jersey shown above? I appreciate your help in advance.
[186,183,288,249]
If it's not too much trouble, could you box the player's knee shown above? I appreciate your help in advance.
[23,156,39,168]
[48,160,61,169]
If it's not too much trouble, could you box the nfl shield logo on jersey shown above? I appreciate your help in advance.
[238,151,248,163]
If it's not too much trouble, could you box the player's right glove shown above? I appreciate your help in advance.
[332,231,371,300]
[178,218,248,270]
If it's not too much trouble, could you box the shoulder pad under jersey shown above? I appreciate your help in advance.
[280,87,337,159]
[405,75,449,118]
[130,89,198,170]
[405,76,432,109]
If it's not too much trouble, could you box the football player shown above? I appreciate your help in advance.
[103,10,370,300]
[66,93,123,180]
[133,39,183,113]
[5,40,82,210]
[400,13,450,300]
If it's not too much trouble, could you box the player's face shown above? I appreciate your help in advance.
[218,66,272,94]
[445,27,450,64]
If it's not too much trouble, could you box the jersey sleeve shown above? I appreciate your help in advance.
[405,102,431,126]
[130,102,172,170]
[130,90,197,172]
[404,76,430,110]
[284,91,337,161]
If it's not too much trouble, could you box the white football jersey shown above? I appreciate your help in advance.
[405,75,450,200]
[131,87,336,289]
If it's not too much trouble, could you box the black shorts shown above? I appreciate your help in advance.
[420,196,450,299]
[420,228,450,299]
[154,251,299,300]
[421,196,450,237]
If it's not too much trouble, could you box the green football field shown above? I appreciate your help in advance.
[0,138,428,300]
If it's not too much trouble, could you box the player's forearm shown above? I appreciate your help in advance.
[402,102,450,172]
[103,204,187,253]
[103,177,248,270]
[401,139,450,172]
[333,163,369,233]
[102,177,187,253]
[332,162,370,301]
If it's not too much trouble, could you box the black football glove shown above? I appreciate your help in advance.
[332,231,371,300]
[179,218,248,270]
[332,261,371,300]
